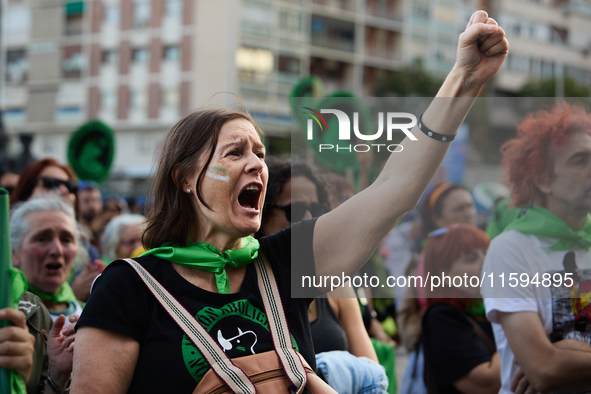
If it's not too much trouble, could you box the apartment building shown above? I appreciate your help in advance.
[2,0,591,183]
[493,0,591,94]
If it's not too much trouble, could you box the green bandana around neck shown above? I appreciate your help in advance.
[8,268,27,394]
[465,299,486,316]
[140,236,260,294]
[27,282,77,306]
[504,206,591,251]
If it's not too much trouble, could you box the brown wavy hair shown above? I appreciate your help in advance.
[142,108,257,249]
[502,102,591,207]
[10,158,76,205]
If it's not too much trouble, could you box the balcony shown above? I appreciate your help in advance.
[310,15,355,53]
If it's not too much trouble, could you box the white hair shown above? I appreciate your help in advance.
[10,196,79,251]
[101,214,146,261]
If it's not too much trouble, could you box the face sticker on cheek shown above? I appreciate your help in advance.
[207,166,230,183]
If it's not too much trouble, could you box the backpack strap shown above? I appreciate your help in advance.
[121,258,256,394]
[254,254,307,393]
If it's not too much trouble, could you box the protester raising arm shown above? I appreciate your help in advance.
[313,10,508,279]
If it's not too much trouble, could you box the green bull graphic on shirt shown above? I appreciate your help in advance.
[181,299,299,382]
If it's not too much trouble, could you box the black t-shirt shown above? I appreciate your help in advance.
[77,219,316,393]
[422,303,495,394]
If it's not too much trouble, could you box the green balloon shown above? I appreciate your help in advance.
[68,120,115,183]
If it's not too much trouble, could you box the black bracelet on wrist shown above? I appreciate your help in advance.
[47,370,70,394]
[418,114,456,142]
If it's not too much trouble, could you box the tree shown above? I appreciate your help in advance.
[517,76,591,97]
[374,59,444,97]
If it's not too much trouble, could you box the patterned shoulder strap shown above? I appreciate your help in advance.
[254,254,307,393]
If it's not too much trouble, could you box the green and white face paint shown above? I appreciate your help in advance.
[207,165,230,182]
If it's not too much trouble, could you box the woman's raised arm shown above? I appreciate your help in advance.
[313,11,508,279]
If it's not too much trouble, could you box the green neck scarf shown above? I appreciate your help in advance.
[141,236,260,294]
[465,299,486,316]
[504,206,591,251]
[27,282,77,306]
[9,268,27,394]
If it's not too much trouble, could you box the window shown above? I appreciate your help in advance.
[132,48,149,63]
[5,6,30,39]
[542,59,554,78]
[3,108,26,122]
[43,137,57,154]
[412,3,429,19]
[278,8,303,41]
[279,9,302,32]
[278,55,299,74]
[551,26,568,44]
[165,0,182,16]
[163,45,181,61]
[65,13,83,35]
[5,49,28,84]
[130,89,147,109]
[104,3,120,22]
[133,2,150,29]
[277,54,300,84]
[241,0,274,37]
[102,49,119,65]
[102,90,116,108]
[310,16,355,52]
[163,88,179,107]
[236,48,274,72]
[62,46,84,79]
[64,2,84,35]
[236,47,274,84]
[55,106,83,120]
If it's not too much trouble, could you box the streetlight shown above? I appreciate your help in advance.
[551,26,565,99]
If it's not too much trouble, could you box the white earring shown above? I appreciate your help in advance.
[186,188,191,193]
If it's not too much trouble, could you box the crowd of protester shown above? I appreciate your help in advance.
[5,96,591,394]
[2,11,590,394]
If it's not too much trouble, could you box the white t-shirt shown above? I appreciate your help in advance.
[482,230,591,394]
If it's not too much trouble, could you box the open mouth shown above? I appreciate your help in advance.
[45,263,62,272]
[238,184,262,211]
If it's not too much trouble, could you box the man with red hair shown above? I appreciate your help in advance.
[482,101,591,393]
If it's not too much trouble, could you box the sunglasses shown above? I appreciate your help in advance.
[78,180,100,191]
[272,202,329,223]
[427,223,460,238]
[37,177,78,194]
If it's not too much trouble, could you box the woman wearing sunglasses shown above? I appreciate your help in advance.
[258,159,387,393]
[10,158,78,208]
[420,224,501,394]
[257,160,329,237]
